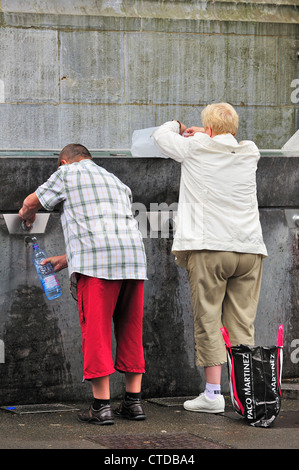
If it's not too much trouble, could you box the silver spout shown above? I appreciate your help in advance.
[292,215,299,228]
[3,213,50,234]
[21,220,33,231]
[24,236,37,248]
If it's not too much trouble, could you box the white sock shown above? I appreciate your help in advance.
[205,382,221,400]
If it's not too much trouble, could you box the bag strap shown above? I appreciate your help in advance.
[220,327,244,415]
[220,327,231,347]
[276,324,283,397]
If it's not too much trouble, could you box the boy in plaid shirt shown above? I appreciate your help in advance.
[19,143,147,425]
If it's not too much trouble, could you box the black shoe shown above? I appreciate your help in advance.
[114,398,146,421]
[77,405,114,425]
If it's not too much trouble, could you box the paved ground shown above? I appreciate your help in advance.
[0,391,298,452]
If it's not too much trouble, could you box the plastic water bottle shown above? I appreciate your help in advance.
[32,240,61,300]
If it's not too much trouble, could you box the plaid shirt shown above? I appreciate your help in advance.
[36,159,147,299]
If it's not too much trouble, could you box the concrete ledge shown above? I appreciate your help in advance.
[0,152,298,210]
[1,0,298,24]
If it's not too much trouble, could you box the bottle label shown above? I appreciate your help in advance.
[39,264,54,276]
[42,275,59,290]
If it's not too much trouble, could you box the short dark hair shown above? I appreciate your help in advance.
[58,143,92,166]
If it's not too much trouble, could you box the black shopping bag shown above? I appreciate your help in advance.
[221,325,283,428]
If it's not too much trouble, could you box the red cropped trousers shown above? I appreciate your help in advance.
[77,275,145,380]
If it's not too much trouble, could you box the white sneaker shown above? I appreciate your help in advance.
[183,392,225,413]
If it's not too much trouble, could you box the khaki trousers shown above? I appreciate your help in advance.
[186,250,263,367]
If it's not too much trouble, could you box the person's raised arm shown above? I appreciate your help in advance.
[19,192,42,227]
[153,121,190,163]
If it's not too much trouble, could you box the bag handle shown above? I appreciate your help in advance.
[277,324,283,348]
[220,327,231,347]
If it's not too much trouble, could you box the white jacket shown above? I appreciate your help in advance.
[153,121,267,268]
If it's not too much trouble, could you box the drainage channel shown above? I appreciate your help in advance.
[87,432,230,449]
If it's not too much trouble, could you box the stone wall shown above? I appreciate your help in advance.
[0,0,298,150]
[0,152,298,403]
[0,1,298,403]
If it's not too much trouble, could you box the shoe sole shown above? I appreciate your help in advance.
[183,405,224,413]
[114,412,146,421]
[77,416,115,425]
[128,415,146,421]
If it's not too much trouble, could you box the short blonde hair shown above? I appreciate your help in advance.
[201,103,239,136]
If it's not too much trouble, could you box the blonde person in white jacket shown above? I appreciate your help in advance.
[153,103,267,414]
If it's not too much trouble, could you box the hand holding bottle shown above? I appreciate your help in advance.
[31,240,62,300]
[40,254,68,273]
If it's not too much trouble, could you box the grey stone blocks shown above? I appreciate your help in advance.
[0,3,297,149]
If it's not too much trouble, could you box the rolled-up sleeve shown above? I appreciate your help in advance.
[153,121,191,163]
[35,169,66,211]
